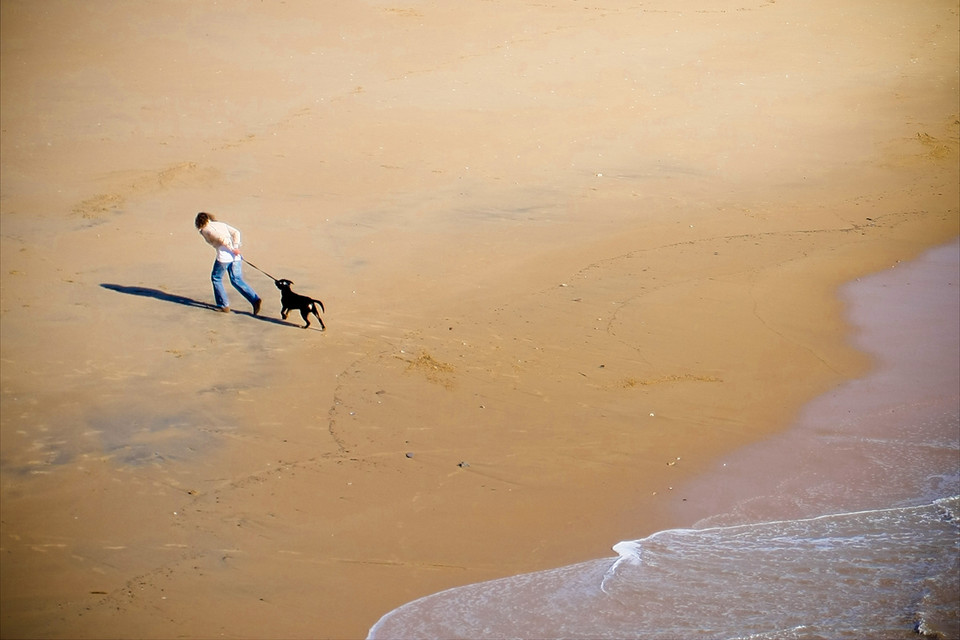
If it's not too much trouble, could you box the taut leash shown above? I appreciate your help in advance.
[243,259,278,282]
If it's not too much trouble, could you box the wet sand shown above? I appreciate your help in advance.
[673,238,960,530]
[1,1,958,638]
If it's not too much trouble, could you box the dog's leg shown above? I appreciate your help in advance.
[299,308,311,329]
[311,303,326,330]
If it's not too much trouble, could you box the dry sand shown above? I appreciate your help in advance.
[1,1,957,638]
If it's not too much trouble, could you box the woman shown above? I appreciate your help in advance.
[195,212,262,315]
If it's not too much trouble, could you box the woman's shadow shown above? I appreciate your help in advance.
[100,284,301,328]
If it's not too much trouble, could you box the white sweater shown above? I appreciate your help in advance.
[200,220,242,263]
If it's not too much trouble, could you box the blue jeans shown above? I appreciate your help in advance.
[211,259,260,309]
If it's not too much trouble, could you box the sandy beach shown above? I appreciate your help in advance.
[1,1,958,638]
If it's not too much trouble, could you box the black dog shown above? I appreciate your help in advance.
[275,279,325,330]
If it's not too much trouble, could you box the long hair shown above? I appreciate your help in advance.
[195,211,216,229]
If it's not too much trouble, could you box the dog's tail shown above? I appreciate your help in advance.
[315,299,325,314]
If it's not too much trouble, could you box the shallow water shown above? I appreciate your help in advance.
[370,498,959,639]
[369,242,960,639]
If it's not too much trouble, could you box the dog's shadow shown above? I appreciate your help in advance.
[100,284,307,329]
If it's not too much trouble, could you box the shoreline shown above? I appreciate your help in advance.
[367,237,960,638]
[2,2,958,638]
[673,238,960,531]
